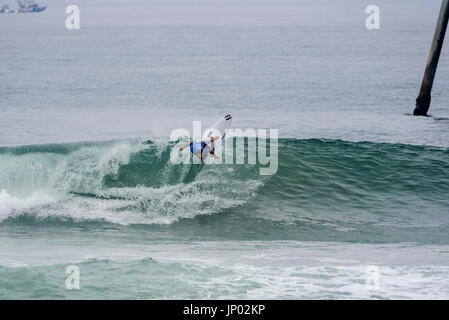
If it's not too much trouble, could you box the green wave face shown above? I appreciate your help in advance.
[1,138,449,243]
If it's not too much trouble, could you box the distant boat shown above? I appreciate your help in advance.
[16,0,46,12]
[0,5,17,13]
[0,1,46,13]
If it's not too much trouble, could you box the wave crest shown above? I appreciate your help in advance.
[0,139,263,224]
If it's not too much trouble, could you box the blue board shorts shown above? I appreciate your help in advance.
[190,142,210,154]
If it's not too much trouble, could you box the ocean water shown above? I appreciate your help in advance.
[1,0,449,299]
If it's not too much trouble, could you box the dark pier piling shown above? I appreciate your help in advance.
[414,0,449,116]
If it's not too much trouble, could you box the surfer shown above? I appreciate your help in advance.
[179,136,220,161]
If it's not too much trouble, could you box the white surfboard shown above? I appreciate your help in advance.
[202,114,232,146]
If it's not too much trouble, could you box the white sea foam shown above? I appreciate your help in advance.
[0,190,58,221]
[1,240,448,299]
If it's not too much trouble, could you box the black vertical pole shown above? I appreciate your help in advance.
[414,0,449,116]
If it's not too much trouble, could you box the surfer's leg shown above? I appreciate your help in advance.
[194,152,203,161]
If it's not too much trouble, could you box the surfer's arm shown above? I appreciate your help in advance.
[179,142,192,151]
[209,136,220,159]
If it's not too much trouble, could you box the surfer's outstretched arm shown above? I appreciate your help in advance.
[208,137,220,159]
[179,142,192,151]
